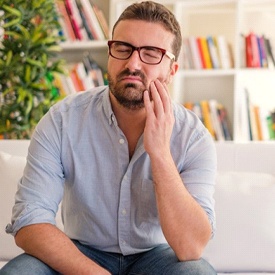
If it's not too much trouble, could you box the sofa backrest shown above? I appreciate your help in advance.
[215,142,275,174]
[204,142,275,273]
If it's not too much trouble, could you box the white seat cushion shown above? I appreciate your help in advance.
[0,151,25,261]
[203,171,275,273]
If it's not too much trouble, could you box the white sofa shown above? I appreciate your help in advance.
[1,140,275,274]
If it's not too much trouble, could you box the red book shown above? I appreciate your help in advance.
[65,0,82,40]
[245,34,253,67]
[246,32,260,68]
[56,1,76,41]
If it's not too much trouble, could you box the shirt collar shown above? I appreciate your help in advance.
[102,86,117,126]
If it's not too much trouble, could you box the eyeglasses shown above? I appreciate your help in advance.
[107,40,175,65]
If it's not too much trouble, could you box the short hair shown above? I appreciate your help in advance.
[112,1,182,61]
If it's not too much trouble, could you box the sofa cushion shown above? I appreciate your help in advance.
[203,171,275,272]
[0,151,25,261]
[0,150,64,263]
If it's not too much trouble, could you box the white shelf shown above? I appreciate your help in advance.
[60,40,108,51]
[60,0,275,142]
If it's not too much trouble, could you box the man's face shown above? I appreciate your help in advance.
[107,19,178,110]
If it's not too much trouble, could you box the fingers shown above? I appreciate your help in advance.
[150,79,171,116]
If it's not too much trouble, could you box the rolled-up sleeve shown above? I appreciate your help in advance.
[6,105,65,236]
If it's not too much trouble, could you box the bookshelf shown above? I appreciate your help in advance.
[57,0,275,142]
[57,0,110,69]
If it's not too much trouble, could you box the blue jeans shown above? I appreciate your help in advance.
[0,241,216,275]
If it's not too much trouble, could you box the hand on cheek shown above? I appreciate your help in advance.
[143,80,175,157]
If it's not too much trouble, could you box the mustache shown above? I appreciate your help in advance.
[117,69,146,82]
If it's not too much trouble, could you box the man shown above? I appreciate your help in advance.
[1,1,217,274]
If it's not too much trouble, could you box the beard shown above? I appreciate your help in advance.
[108,69,148,110]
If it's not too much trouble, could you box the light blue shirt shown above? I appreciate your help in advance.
[7,86,216,255]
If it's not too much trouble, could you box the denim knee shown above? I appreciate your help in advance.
[0,253,58,275]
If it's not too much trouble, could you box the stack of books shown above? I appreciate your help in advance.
[54,54,107,95]
[184,99,232,141]
[241,32,275,69]
[182,35,234,70]
[238,88,275,141]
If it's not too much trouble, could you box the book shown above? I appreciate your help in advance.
[253,105,263,140]
[264,36,275,69]
[183,102,194,111]
[244,88,253,140]
[92,2,109,39]
[75,0,95,40]
[207,36,220,69]
[216,103,232,140]
[82,54,104,87]
[267,115,275,140]
[70,64,85,92]
[188,36,203,70]
[250,32,261,68]
[257,35,268,68]
[65,0,82,40]
[197,37,212,69]
[200,100,216,139]
[216,36,232,69]
[79,0,105,40]
[196,37,205,68]
[209,99,225,141]
[55,0,76,41]
[245,34,253,68]
[236,87,252,141]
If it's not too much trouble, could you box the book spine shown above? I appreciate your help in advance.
[55,1,76,41]
[197,37,207,69]
[200,100,216,139]
[199,37,212,69]
[79,0,105,40]
[92,3,109,39]
[216,36,232,69]
[189,36,203,70]
[209,99,225,141]
[207,36,220,69]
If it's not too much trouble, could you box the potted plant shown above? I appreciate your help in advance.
[0,0,65,139]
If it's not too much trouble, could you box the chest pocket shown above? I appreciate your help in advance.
[136,179,159,231]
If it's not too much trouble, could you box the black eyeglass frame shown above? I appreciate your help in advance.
[107,40,175,65]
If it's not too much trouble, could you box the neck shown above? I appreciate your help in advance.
[110,92,146,158]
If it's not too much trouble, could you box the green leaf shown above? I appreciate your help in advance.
[2,5,21,17]
[26,57,44,67]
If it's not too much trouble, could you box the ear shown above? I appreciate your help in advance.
[170,61,179,76]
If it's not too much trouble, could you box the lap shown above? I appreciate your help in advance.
[75,241,216,275]
[127,244,216,275]
[0,242,216,275]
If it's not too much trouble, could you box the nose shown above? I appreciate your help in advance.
[124,49,142,71]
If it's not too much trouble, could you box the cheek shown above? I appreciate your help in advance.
[107,58,122,76]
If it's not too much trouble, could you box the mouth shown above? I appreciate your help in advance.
[119,76,143,83]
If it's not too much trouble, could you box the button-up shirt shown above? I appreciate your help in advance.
[6,86,216,255]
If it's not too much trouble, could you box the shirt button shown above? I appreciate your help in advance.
[122,209,127,215]
[119,138,125,144]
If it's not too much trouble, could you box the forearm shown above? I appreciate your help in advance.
[150,152,212,261]
[15,223,110,275]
